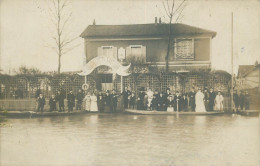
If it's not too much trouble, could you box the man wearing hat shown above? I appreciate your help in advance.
[67,90,75,112]
[122,87,131,109]
[204,88,209,112]
[104,90,111,112]
[166,95,174,112]
[188,88,196,112]
[111,89,118,112]
[208,88,216,112]
[233,90,239,111]
[174,91,182,112]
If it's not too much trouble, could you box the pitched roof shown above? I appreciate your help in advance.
[238,65,256,77]
[80,23,216,38]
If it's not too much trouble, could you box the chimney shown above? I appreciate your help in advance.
[159,17,162,24]
[155,17,157,24]
[93,19,96,25]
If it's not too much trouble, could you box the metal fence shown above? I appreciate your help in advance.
[122,72,231,95]
[0,74,95,99]
[0,72,231,99]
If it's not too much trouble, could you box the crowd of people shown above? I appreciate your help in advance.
[34,86,251,113]
[35,88,119,113]
[122,87,225,112]
[233,90,251,111]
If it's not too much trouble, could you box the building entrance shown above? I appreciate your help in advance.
[96,74,113,91]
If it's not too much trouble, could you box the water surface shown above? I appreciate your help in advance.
[1,113,259,166]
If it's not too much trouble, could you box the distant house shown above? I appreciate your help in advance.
[80,21,231,95]
[237,62,260,92]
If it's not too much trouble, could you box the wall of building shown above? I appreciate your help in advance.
[84,37,211,63]
[194,38,210,61]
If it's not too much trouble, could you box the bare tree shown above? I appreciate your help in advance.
[159,0,187,72]
[37,0,79,74]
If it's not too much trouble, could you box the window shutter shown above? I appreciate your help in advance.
[97,47,102,56]
[113,47,118,60]
[141,46,146,63]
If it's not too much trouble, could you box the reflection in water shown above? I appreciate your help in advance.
[0,114,259,166]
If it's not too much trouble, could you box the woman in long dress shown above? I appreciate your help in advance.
[195,88,206,112]
[84,92,91,111]
[214,91,224,112]
[147,88,153,110]
[90,93,98,112]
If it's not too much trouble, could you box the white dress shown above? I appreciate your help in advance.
[84,95,91,111]
[90,95,98,112]
[195,91,206,112]
[147,91,154,108]
[215,95,224,111]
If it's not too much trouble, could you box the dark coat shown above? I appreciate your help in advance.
[181,97,188,111]
[151,94,159,109]
[209,92,216,103]
[233,93,239,107]
[97,96,104,111]
[76,92,85,103]
[37,96,45,106]
[157,95,166,111]
[49,97,56,106]
[104,94,111,106]
[209,91,216,111]
[122,90,131,102]
[204,92,209,101]
[136,99,142,110]
[111,94,118,105]
[129,95,136,106]
[167,99,174,108]
[67,93,75,107]
[56,93,66,106]
[174,95,182,111]
[188,91,196,106]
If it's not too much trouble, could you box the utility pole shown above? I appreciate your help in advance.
[231,12,234,112]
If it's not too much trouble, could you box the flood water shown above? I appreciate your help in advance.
[0,113,259,166]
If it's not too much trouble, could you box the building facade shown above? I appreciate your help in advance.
[80,22,230,95]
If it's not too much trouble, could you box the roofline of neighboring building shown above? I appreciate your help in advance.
[238,64,260,77]
[243,64,260,77]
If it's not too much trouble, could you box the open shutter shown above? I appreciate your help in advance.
[141,46,146,63]
[113,47,118,60]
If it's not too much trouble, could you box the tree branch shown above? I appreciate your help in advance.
[162,0,171,17]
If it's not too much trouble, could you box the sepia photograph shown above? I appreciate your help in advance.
[0,0,259,165]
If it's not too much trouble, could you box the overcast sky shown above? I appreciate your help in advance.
[0,0,260,74]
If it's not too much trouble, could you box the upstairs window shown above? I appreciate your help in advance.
[97,46,117,59]
[126,45,146,63]
[174,39,194,60]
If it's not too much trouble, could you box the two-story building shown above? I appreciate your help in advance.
[80,21,230,94]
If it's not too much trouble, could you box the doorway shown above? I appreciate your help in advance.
[96,74,113,91]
